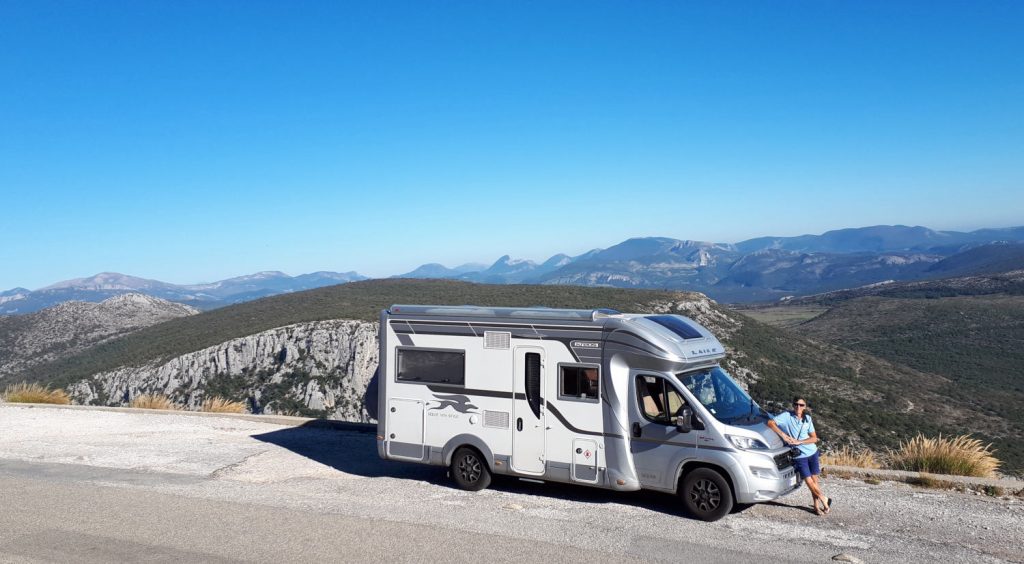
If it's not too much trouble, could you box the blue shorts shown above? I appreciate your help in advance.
[793,451,821,480]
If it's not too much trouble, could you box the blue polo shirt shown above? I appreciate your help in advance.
[773,411,817,458]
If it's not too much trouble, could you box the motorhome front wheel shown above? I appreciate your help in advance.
[680,468,734,522]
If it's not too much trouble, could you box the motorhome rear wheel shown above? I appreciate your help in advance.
[451,447,492,491]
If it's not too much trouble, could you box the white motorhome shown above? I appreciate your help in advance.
[375,304,799,521]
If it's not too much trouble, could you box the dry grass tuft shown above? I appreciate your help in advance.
[822,446,882,469]
[129,394,179,410]
[908,473,949,489]
[201,396,247,414]
[2,382,71,404]
[888,433,1000,478]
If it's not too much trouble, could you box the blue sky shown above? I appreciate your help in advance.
[2,1,1022,289]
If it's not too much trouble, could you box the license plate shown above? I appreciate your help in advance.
[785,472,797,487]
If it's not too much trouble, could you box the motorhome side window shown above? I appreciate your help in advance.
[559,364,599,401]
[396,348,465,385]
[636,375,686,425]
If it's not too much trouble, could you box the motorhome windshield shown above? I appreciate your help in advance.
[677,367,765,426]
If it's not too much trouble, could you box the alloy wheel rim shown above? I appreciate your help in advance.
[689,479,721,512]
[458,454,481,482]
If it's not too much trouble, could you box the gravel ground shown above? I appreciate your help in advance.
[1,405,1021,563]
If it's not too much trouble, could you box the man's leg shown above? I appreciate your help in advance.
[810,479,828,511]
[804,476,824,511]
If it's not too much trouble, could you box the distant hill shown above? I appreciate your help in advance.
[740,269,1024,474]
[0,293,198,377]
[11,278,1021,473]
[925,242,1024,278]
[0,270,366,314]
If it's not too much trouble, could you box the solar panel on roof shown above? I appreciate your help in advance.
[647,315,703,340]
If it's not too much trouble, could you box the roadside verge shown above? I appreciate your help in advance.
[3,402,1020,493]
[0,401,376,433]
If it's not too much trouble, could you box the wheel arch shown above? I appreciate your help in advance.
[442,434,495,470]
[677,460,738,503]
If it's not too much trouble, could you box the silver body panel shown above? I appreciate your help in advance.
[377,304,799,505]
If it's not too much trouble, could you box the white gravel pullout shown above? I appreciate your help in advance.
[1,405,1021,563]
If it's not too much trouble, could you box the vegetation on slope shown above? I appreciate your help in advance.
[792,293,1024,475]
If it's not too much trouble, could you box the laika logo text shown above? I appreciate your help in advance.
[571,341,600,349]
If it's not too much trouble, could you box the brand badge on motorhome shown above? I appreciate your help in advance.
[690,347,719,356]
[571,341,600,349]
[429,394,480,414]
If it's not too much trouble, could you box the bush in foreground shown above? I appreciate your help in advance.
[129,394,178,410]
[2,382,71,405]
[201,397,247,413]
[889,434,1000,478]
[821,446,881,469]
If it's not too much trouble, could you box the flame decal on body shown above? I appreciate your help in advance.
[430,394,480,414]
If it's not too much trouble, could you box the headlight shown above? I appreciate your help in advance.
[727,434,770,451]
[749,466,777,479]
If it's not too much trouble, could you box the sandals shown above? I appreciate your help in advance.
[820,497,833,514]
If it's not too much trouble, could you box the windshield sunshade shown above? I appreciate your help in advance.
[647,315,703,340]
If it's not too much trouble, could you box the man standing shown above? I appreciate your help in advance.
[768,396,831,515]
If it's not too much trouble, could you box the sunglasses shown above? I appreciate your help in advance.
[793,403,806,407]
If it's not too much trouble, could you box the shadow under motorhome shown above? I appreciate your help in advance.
[375,304,799,521]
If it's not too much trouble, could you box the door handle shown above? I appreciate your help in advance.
[516,417,523,432]
[632,422,641,438]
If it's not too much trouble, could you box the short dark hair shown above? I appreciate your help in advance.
[793,396,806,404]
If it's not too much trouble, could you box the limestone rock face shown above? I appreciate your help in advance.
[69,320,379,422]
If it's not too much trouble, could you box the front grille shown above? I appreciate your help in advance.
[774,451,793,470]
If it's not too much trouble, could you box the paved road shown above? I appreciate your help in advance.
[1,406,1021,563]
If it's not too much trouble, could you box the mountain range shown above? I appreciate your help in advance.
[398,225,1024,302]
[0,271,366,314]
[4,224,1023,314]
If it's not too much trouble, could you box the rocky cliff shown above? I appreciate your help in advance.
[68,319,378,420]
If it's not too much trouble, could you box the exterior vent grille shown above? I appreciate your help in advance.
[484,331,511,350]
[483,410,510,429]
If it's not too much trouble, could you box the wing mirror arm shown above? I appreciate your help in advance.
[676,406,706,433]
[676,407,693,433]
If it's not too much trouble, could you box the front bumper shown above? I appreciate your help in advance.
[730,449,802,504]
[741,466,801,503]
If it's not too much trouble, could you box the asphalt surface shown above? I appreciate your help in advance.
[1,405,1021,563]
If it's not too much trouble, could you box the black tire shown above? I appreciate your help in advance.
[680,468,734,521]
[450,447,492,491]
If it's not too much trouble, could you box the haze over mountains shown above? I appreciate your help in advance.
[0,271,367,314]
[3,224,1023,314]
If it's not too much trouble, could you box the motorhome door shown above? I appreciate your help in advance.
[628,373,697,491]
[512,346,546,474]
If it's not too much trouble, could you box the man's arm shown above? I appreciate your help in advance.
[767,419,797,445]
[796,431,819,446]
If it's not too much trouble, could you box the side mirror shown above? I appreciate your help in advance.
[676,407,693,433]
